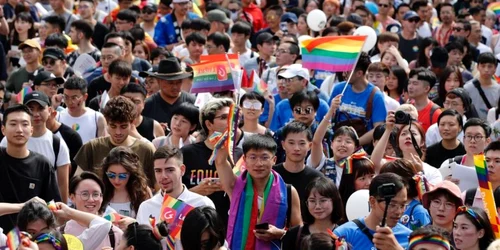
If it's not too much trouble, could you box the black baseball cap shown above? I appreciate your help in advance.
[34,71,64,86]
[256,32,279,45]
[24,91,51,106]
[43,47,66,61]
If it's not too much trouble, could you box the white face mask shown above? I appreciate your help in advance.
[230,11,239,21]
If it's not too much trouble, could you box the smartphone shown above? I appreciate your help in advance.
[255,223,269,230]
[210,178,220,184]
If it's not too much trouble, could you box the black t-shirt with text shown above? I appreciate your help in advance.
[0,148,61,231]
[425,141,466,168]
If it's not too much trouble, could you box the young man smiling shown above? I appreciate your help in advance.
[74,96,156,188]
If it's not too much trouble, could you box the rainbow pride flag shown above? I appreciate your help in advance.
[488,2,500,17]
[104,212,121,222]
[160,195,195,239]
[6,227,20,250]
[226,103,240,165]
[248,70,268,94]
[200,54,240,69]
[191,54,241,94]
[474,154,500,238]
[47,200,57,212]
[233,156,247,176]
[300,36,367,72]
[16,86,32,104]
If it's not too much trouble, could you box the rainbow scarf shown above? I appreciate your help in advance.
[227,170,287,250]
[408,234,450,250]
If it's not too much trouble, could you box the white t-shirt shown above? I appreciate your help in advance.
[64,218,121,250]
[97,0,117,14]
[482,25,493,47]
[384,93,400,112]
[0,129,70,168]
[477,42,493,54]
[137,186,215,249]
[417,22,433,38]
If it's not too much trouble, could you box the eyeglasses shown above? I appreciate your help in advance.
[246,155,272,164]
[214,114,229,120]
[378,200,408,211]
[42,58,58,66]
[407,18,420,23]
[40,82,61,88]
[457,206,482,225]
[106,172,129,180]
[378,3,389,8]
[63,95,83,103]
[242,100,262,110]
[294,107,314,115]
[465,135,485,142]
[453,27,463,32]
[430,199,456,210]
[76,191,102,201]
[276,49,290,54]
[306,198,332,207]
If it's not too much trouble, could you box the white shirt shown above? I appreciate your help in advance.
[137,186,215,249]
[228,48,259,68]
[384,93,400,112]
[482,25,493,47]
[57,107,103,144]
[0,129,70,168]
[487,107,497,125]
[425,115,466,146]
[476,42,493,54]
[64,218,120,250]
[417,22,433,38]
[97,0,117,14]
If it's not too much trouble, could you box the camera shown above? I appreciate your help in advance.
[378,183,397,200]
[394,110,411,124]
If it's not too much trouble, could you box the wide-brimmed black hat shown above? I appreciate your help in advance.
[141,57,191,81]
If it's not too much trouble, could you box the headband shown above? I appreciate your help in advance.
[34,233,62,250]
[339,149,372,174]
[457,206,482,227]
[408,234,451,250]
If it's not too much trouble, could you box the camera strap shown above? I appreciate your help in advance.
[408,122,423,158]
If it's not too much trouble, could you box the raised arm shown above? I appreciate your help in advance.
[0,197,46,216]
[371,111,395,173]
[264,91,275,129]
[214,145,238,200]
[311,94,341,168]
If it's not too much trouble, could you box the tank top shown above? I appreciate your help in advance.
[136,116,155,142]
[57,107,99,144]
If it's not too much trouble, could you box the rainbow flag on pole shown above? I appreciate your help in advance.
[160,195,195,239]
[300,36,367,72]
[16,86,32,104]
[6,227,20,250]
[488,2,500,17]
[190,54,241,94]
[474,154,500,238]
[248,70,268,95]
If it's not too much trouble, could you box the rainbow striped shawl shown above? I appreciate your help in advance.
[227,170,288,250]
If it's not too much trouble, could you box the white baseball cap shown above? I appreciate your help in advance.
[278,64,309,80]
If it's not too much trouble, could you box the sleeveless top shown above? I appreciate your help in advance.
[136,116,155,142]
[57,108,99,144]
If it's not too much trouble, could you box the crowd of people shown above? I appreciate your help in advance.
[2,0,500,249]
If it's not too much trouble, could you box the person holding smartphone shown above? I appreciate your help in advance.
[333,173,411,249]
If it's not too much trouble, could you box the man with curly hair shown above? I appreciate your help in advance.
[74,96,156,188]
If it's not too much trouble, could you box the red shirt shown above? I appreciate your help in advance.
[242,4,265,32]
[417,100,442,132]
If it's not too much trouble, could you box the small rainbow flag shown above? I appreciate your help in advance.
[160,195,194,239]
[488,2,500,17]
[47,200,57,212]
[233,156,247,176]
[6,227,20,250]
[208,131,229,165]
[248,70,268,95]
[300,36,367,72]
[226,103,240,165]
[474,154,500,238]
[191,61,235,93]
[16,86,32,104]
[104,212,122,222]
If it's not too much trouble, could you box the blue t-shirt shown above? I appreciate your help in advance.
[269,98,330,132]
[329,82,387,131]
[400,199,431,230]
[259,94,282,124]
[333,217,412,250]
[312,70,334,89]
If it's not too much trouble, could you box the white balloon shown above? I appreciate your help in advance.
[346,189,371,221]
[298,35,313,45]
[353,26,377,52]
[306,9,327,32]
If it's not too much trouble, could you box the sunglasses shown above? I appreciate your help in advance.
[42,58,58,66]
[106,172,129,180]
[242,100,263,110]
[294,107,314,115]
[378,3,389,8]
[453,27,463,32]
[407,18,419,23]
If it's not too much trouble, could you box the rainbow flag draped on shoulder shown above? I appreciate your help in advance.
[189,54,241,94]
[300,36,367,72]
[474,154,500,238]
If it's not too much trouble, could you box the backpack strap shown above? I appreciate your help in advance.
[365,88,377,122]
[464,188,476,207]
[472,79,493,109]
[52,134,60,169]
[108,227,115,249]
[352,219,374,243]
[429,104,441,124]
[294,225,303,249]
[95,111,98,138]
[286,184,292,229]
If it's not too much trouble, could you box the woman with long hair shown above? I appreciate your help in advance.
[409,37,438,69]
[433,66,464,107]
[380,159,431,230]
[181,206,227,250]
[100,146,152,218]
[133,41,151,62]
[282,176,345,250]
[298,14,311,36]
[381,46,410,72]
[385,65,408,103]
[8,12,35,69]
[453,206,495,250]
[371,111,443,184]
[116,222,163,250]
[337,157,375,208]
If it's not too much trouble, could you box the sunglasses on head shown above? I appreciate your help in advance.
[106,172,129,180]
[294,107,314,115]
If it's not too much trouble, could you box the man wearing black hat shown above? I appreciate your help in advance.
[0,104,61,232]
[42,47,75,80]
[142,58,195,129]
[33,71,65,109]
[243,32,277,78]
[1,91,70,203]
